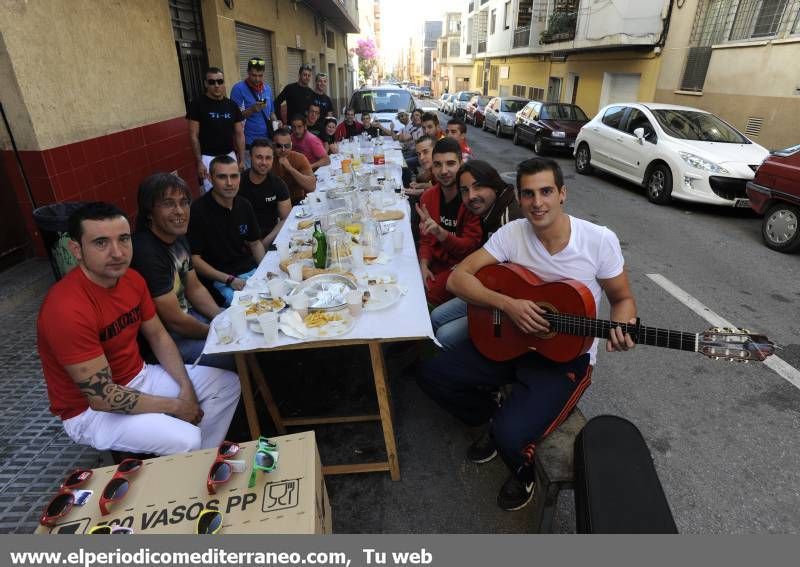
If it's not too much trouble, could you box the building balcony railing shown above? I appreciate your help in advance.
[477,39,486,53]
[468,1,474,12]
[513,26,531,48]
[540,11,577,44]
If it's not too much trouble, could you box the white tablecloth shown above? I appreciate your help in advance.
[202,186,432,355]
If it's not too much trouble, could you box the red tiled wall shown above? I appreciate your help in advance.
[3,116,199,257]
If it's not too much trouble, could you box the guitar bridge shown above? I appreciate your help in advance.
[493,308,501,338]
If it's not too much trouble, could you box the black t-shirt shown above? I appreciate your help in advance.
[188,192,261,276]
[186,95,243,156]
[131,231,194,312]
[274,83,316,122]
[320,131,335,145]
[313,93,335,117]
[307,120,324,139]
[343,122,361,139]
[439,191,461,234]
[238,170,290,239]
[364,125,383,138]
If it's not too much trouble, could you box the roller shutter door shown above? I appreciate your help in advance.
[286,48,305,81]
[599,73,641,107]
[235,23,275,90]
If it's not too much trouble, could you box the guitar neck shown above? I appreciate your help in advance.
[543,312,698,353]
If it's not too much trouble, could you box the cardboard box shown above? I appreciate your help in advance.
[36,431,331,534]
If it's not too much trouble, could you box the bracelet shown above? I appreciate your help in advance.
[225,275,235,286]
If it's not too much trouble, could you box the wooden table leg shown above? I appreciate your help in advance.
[369,342,400,480]
[247,354,287,434]
[235,353,261,439]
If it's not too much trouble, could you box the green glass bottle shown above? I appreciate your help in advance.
[312,220,327,269]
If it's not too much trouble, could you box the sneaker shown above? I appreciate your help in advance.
[497,474,534,511]
[466,430,497,463]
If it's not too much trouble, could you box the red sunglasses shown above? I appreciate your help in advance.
[40,469,93,526]
[99,459,142,516]
[207,441,240,495]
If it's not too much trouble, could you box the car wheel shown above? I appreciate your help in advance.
[482,119,488,132]
[645,163,673,205]
[575,143,592,174]
[533,135,545,155]
[512,128,521,146]
[495,123,502,138]
[762,202,800,253]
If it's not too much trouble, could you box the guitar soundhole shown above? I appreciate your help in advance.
[536,302,559,340]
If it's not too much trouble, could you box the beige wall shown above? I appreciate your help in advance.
[0,0,185,151]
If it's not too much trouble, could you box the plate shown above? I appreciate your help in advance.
[244,298,287,320]
[289,274,358,311]
[302,311,356,338]
[363,284,402,311]
[295,208,312,218]
[355,268,398,286]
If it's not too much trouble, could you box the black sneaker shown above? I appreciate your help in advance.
[466,430,497,463]
[497,474,534,511]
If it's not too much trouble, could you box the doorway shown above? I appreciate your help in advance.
[547,76,562,102]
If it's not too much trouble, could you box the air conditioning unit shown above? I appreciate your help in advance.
[550,51,567,62]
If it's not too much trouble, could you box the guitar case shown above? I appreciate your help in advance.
[574,415,678,533]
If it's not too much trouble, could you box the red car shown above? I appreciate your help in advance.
[466,95,492,127]
[746,144,800,253]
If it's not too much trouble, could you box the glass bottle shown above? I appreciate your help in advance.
[312,220,327,269]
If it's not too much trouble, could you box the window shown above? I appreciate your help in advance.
[504,2,511,29]
[512,84,526,97]
[326,30,335,49]
[501,99,527,112]
[448,38,460,57]
[527,86,544,100]
[601,106,627,130]
[730,0,789,40]
[652,109,748,143]
[622,108,656,142]
[491,10,497,34]
[489,66,499,90]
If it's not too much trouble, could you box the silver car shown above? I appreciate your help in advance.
[482,96,530,137]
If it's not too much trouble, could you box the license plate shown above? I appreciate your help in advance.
[734,198,750,208]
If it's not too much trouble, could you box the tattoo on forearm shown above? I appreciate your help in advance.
[77,366,140,414]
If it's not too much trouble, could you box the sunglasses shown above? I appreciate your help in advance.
[274,142,292,149]
[197,508,223,534]
[316,73,328,79]
[40,469,93,526]
[300,65,313,72]
[207,79,225,85]
[248,436,278,488]
[207,441,241,495]
[99,458,142,516]
[88,525,134,535]
[249,58,266,66]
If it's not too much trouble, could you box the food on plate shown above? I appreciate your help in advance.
[371,210,404,222]
[279,249,313,272]
[303,311,343,328]
[297,219,315,230]
[361,290,371,307]
[245,298,286,316]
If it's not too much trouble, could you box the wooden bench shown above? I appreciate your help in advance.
[531,407,586,533]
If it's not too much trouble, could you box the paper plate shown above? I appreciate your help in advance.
[363,284,402,311]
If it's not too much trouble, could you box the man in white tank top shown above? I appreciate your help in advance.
[418,158,638,511]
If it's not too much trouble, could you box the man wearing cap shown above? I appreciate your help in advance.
[230,57,278,167]
[274,64,316,125]
[312,73,335,117]
[187,67,246,191]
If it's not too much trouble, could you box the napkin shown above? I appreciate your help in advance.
[279,311,307,339]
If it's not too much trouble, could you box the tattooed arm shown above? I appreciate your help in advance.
[64,354,202,424]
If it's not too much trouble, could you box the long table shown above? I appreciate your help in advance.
[202,167,433,480]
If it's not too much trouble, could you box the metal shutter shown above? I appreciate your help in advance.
[235,23,275,90]
[286,48,305,81]
[600,73,641,106]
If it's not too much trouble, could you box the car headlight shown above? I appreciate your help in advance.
[552,131,566,138]
[678,152,729,174]
[501,116,512,125]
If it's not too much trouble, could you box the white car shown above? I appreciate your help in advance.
[573,102,769,207]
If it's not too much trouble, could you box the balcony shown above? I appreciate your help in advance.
[466,44,472,55]
[513,26,531,48]
[540,10,576,44]
[477,39,487,53]
[468,1,474,12]
[305,0,359,33]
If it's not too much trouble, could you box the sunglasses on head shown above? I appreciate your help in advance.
[99,458,142,516]
[40,469,93,526]
[316,73,328,79]
[249,58,266,66]
[207,441,241,495]
[274,142,292,149]
[207,78,224,85]
[300,65,312,72]
[88,525,134,535]
[197,508,223,534]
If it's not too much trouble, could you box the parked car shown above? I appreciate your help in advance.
[442,93,458,115]
[452,90,481,119]
[746,144,800,252]
[573,102,769,206]
[513,101,590,154]
[346,85,416,131]
[437,93,450,110]
[420,86,433,98]
[466,95,492,127]
[482,96,530,137]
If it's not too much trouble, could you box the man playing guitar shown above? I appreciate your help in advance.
[417,157,638,511]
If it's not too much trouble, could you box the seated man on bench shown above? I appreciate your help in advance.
[418,158,638,511]
[37,202,241,456]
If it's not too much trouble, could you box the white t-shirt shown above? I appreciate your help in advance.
[483,216,625,363]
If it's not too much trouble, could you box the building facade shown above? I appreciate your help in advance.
[437,11,474,96]
[0,0,358,265]
[424,21,444,86]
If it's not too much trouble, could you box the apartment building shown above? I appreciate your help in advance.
[656,0,800,149]
[0,0,358,264]
[437,12,475,96]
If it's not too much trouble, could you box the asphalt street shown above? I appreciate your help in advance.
[442,107,800,533]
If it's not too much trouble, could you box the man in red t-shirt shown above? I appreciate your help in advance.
[416,138,482,305]
[36,202,240,455]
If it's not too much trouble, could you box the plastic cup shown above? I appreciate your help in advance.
[272,120,281,132]
[350,244,364,267]
[392,229,404,253]
[257,312,279,344]
[267,278,288,299]
[227,305,248,338]
[346,290,363,316]
[237,293,253,306]
[288,294,309,318]
[276,241,291,261]
[288,262,304,282]
[214,319,233,345]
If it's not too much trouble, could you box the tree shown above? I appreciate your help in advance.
[354,38,379,83]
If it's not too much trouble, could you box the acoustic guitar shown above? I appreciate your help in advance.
[467,263,775,363]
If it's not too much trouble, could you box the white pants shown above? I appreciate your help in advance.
[201,152,237,192]
[62,363,241,455]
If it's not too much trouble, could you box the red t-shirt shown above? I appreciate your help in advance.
[37,267,156,420]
